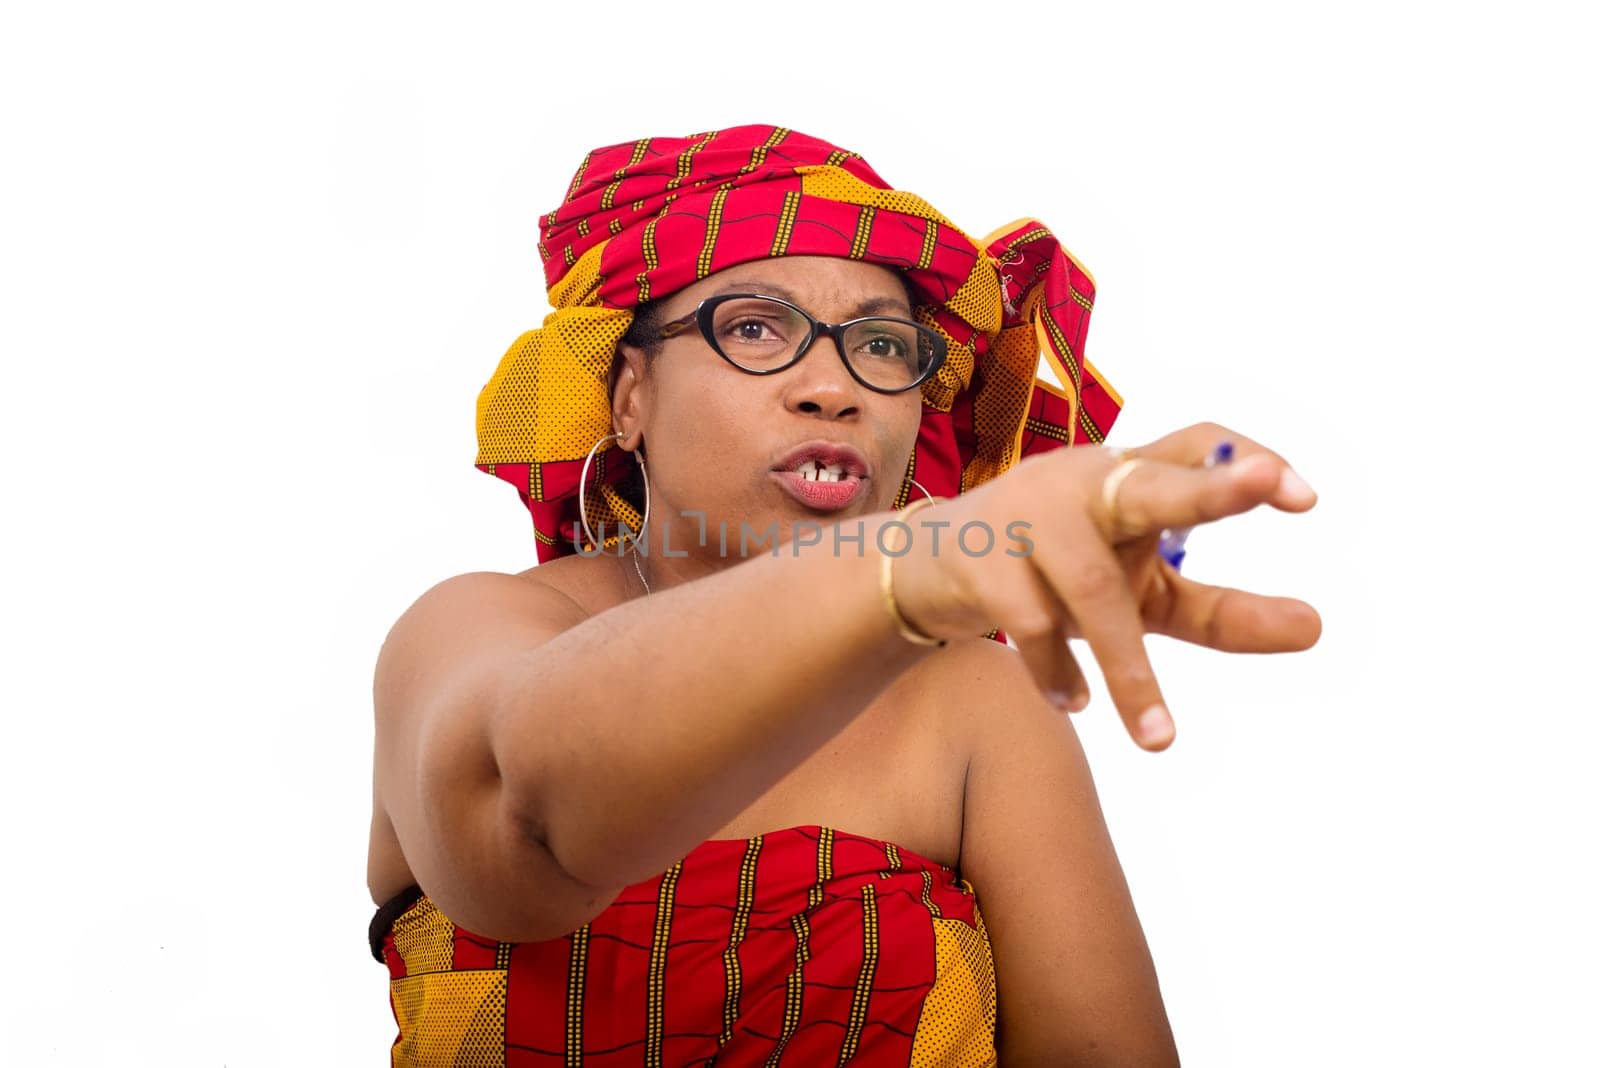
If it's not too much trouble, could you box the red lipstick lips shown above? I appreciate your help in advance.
[771,440,870,511]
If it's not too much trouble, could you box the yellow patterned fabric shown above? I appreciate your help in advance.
[912,912,1000,1067]
[389,970,509,1067]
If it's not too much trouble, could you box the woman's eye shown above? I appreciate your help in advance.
[858,334,910,360]
[724,318,785,344]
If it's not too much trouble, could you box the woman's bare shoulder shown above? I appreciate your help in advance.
[384,554,623,637]
[372,560,624,724]
[909,635,1028,711]
[507,552,630,618]
[885,636,1030,768]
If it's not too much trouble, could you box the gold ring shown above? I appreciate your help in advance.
[1100,449,1147,539]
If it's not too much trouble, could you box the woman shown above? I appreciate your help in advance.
[367,125,1320,1065]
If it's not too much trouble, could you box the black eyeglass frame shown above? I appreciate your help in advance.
[653,292,949,395]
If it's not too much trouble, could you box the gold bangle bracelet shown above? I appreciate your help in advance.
[879,496,947,648]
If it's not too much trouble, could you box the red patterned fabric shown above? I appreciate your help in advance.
[375,826,996,1065]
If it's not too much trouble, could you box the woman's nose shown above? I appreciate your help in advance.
[780,332,865,419]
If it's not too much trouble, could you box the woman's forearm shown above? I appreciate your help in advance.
[496,513,939,889]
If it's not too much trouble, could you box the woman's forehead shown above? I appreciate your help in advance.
[668,256,913,315]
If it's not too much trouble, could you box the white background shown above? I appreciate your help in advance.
[2,1,1594,1064]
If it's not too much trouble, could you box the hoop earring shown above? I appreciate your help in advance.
[632,451,652,538]
[577,432,652,551]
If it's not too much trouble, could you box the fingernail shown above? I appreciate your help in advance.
[1046,689,1071,710]
[1278,467,1316,503]
[1138,704,1173,746]
[1067,691,1090,713]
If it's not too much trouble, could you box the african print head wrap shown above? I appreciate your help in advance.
[474,124,1124,562]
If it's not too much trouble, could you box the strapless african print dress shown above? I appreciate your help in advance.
[369,825,997,1066]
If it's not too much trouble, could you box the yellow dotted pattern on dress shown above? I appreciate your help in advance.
[565,926,590,1067]
[389,970,508,1068]
[765,912,813,1067]
[810,826,834,909]
[919,870,942,919]
[909,900,999,1068]
[391,897,456,976]
[720,836,764,1045]
[837,881,880,1061]
[645,861,684,1068]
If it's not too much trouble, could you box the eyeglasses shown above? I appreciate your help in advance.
[654,292,948,395]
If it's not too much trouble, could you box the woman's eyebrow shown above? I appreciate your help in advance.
[709,281,913,317]
[711,280,797,301]
[853,296,914,316]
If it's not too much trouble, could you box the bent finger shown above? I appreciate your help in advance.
[975,558,1092,711]
[1010,622,1092,712]
[1031,514,1174,750]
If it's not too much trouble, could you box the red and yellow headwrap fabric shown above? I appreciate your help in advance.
[474,124,1124,563]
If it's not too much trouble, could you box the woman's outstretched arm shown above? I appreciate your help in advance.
[374,423,1315,942]
[373,514,935,941]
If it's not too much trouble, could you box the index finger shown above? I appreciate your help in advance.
[1124,423,1317,512]
[1091,450,1307,546]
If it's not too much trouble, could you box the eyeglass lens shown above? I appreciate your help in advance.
[707,296,938,391]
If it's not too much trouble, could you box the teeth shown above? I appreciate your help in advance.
[794,460,848,483]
